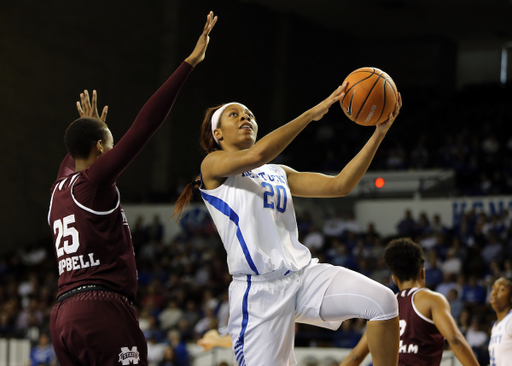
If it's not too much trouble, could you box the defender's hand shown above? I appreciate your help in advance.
[76,90,108,122]
[185,11,218,67]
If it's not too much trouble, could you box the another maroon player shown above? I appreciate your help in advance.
[340,238,478,366]
[48,12,217,366]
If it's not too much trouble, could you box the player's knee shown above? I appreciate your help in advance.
[369,285,398,322]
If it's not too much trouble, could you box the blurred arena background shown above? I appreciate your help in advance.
[1,0,512,365]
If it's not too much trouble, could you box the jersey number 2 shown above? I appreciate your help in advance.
[53,214,80,258]
[262,182,287,213]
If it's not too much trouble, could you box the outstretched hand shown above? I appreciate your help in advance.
[76,90,108,122]
[197,329,223,351]
[375,92,402,136]
[309,82,348,121]
[185,11,218,67]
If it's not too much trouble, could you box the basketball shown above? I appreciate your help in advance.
[340,67,398,126]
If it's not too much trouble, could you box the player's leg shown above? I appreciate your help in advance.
[318,268,399,366]
[51,291,148,366]
[228,273,299,366]
[366,317,399,366]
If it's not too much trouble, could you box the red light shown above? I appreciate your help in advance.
[375,177,385,188]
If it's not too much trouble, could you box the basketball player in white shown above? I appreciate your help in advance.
[489,277,512,366]
[175,84,402,365]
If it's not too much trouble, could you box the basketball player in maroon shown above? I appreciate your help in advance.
[48,12,217,366]
[340,238,478,366]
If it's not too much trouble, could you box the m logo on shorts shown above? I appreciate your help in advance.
[118,346,140,365]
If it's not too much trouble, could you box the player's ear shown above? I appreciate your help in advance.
[391,275,398,286]
[214,129,223,143]
[95,140,104,154]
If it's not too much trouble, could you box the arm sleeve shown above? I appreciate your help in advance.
[86,61,194,186]
[56,154,76,179]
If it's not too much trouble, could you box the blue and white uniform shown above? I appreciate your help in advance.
[200,164,398,366]
[200,164,309,275]
[489,310,512,366]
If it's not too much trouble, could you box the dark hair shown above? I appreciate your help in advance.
[173,105,224,221]
[383,237,425,282]
[65,117,109,159]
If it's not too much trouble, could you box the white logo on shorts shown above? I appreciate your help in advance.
[118,346,140,365]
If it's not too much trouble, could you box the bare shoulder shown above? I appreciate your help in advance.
[200,151,226,189]
[416,289,449,308]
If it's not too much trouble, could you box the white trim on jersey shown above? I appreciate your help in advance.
[411,288,435,325]
[70,174,121,215]
[47,183,60,225]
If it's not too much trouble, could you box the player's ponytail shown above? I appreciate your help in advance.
[173,104,225,221]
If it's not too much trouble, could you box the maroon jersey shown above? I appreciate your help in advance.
[48,61,193,300]
[397,288,445,366]
[48,172,137,299]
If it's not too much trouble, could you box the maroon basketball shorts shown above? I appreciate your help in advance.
[50,290,147,366]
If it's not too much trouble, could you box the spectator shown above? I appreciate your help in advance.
[29,333,56,366]
[465,319,489,364]
[303,225,325,252]
[430,214,448,235]
[481,233,503,264]
[322,212,346,238]
[441,248,462,275]
[158,346,176,366]
[435,273,459,298]
[194,307,217,338]
[424,251,444,289]
[447,289,464,321]
[396,210,416,237]
[461,276,487,306]
[148,214,165,242]
[167,329,190,366]
[159,300,184,331]
[147,334,167,366]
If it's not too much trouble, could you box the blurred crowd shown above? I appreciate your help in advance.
[2,85,512,366]
[1,204,512,365]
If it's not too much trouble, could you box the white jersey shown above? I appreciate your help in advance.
[489,310,512,366]
[200,164,311,275]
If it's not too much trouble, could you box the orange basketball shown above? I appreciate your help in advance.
[340,67,398,126]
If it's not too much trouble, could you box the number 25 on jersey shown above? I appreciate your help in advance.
[53,214,80,257]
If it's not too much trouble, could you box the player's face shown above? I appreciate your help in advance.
[490,278,512,312]
[218,105,258,149]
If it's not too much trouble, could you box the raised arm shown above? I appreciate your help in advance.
[429,292,479,366]
[86,12,217,186]
[201,84,347,184]
[282,93,401,198]
[339,331,370,366]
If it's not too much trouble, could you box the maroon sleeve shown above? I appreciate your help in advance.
[86,61,194,186]
[56,154,76,180]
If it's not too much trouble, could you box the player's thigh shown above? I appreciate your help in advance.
[51,291,148,366]
[318,267,397,322]
[228,276,298,366]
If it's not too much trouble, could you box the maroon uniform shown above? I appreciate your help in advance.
[397,288,445,366]
[49,61,193,366]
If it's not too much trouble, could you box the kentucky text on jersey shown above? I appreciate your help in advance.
[242,170,287,184]
[490,335,502,345]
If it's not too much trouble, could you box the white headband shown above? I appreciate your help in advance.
[211,102,248,144]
